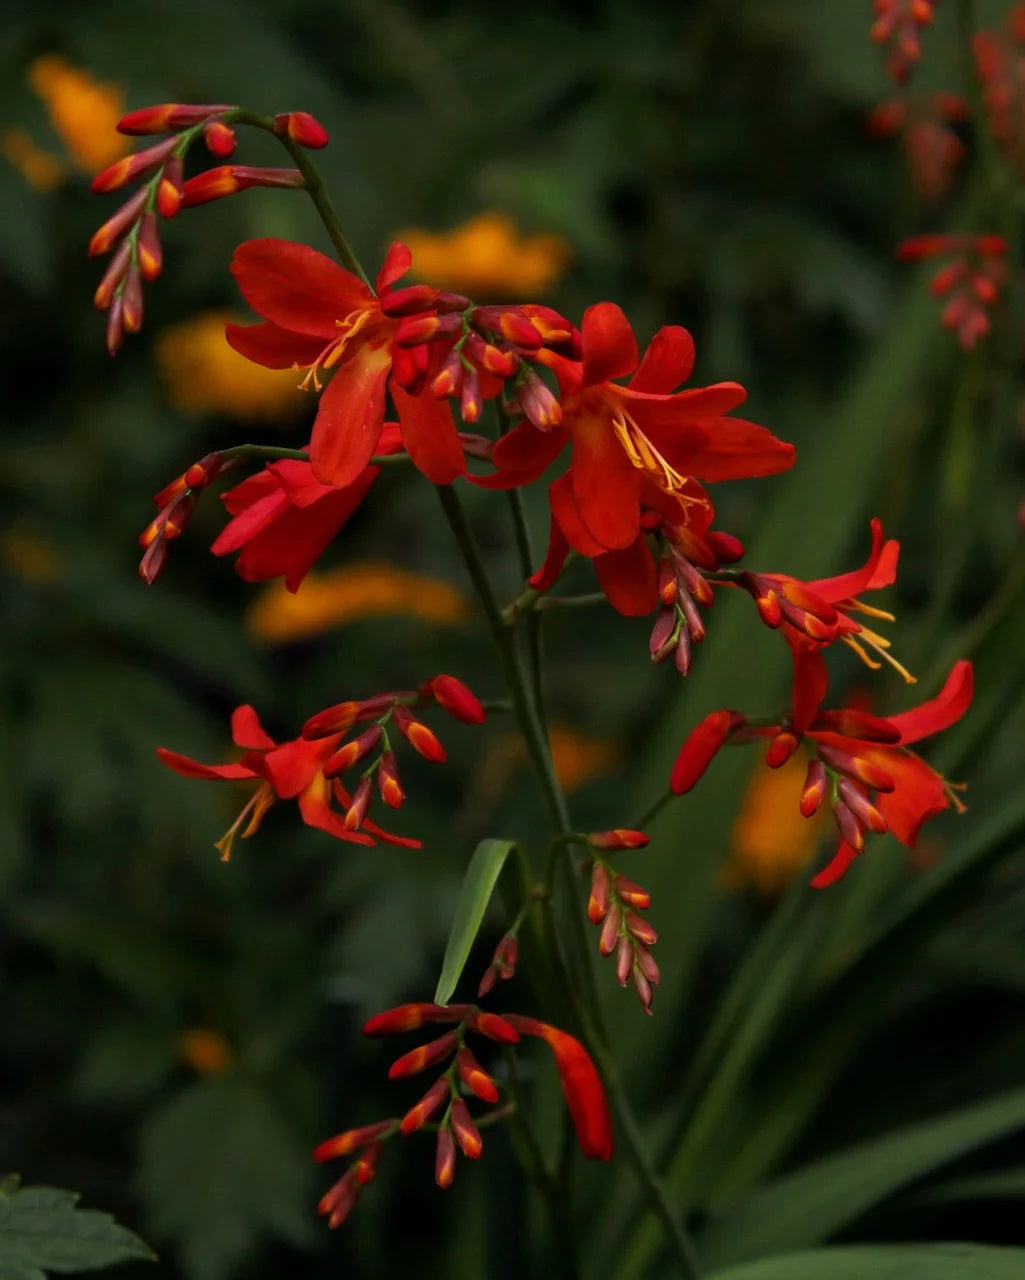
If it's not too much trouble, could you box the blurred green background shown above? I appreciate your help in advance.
[3,0,1025,1277]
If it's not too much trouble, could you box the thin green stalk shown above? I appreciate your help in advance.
[435,481,701,1280]
[232,109,372,287]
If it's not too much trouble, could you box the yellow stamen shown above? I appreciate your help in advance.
[297,309,373,392]
[611,406,690,494]
[842,623,917,684]
[847,599,896,623]
[215,783,274,861]
[945,779,968,814]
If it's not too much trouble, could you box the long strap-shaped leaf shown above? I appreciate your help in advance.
[707,1244,1025,1280]
[434,839,517,1005]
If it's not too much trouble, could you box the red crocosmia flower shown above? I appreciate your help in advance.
[225,239,466,488]
[157,704,421,859]
[867,93,970,202]
[897,234,1008,350]
[741,520,910,733]
[670,661,973,886]
[503,1015,613,1160]
[212,424,402,591]
[480,307,794,552]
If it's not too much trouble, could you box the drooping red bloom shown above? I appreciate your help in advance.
[740,520,908,732]
[226,239,468,487]
[480,307,794,553]
[870,0,939,84]
[867,93,970,201]
[898,234,1008,349]
[670,661,973,886]
[157,704,421,858]
[212,424,402,591]
[504,1015,614,1160]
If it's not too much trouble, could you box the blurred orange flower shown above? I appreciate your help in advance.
[397,212,570,297]
[0,532,58,583]
[246,561,470,643]
[0,129,64,191]
[547,725,620,793]
[723,750,829,896]
[155,311,308,419]
[26,55,128,174]
[179,1027,234,1075]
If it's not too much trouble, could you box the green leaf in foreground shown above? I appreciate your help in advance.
[434,839,517,1005]
[0,1174,154,1280]
[708,1244,1025,1280]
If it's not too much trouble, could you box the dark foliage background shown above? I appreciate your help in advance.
[2,1,1025,1277]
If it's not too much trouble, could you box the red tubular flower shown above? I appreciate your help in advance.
[897,234,1008,350]
[504,1016,613,1160]
[212,428,401,591]
[481,308,794,552]
[225,239,467,487]
[741,520,909,732]
[272,111,330,148]
[363,1003,472,1035]
[117,103,236,135]
[313,1119,397,1163]
[139,452,225,583]
[422,674,487,724]
[866,93,969,202]
[181,165,304,207]
[157,704,421,857]
[671,709,747,794]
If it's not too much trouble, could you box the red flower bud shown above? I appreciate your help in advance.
[363,1003,470,1036]
[392,708,446,762]
[181,165,304,207]
[800,759,827,817]
[272,110,330,148]
[203,120,237,158]
[615,936,633,987]
[121,266,143,334]
[137,212,162,281]
[460,365,483,424]
[598,902,621,957]
[91,135,180,193]
[435,1127,457,1188]
[588,829,649,851]
[765,731,799,768]
[387,1029,460,1079]
[324,725,383,777]
[354,1141,382,1186]
[344,776,373,830]
[400,1078,450,1134]
[832,800,864,852]
[376,750,404,809]
[117,103,234,134]
[613,876,650,910]
[467,1011,520,1044]
[379,284,441,317]
[670,710,744,794]
[456,1047,499,1103]
[635,944,660,986]
[304,701,361,739]
[624,910,657,947]
[837,778,888,834]
[88,186,148,257]
[313,1118,396,1162]
[427,674,486,724]
[318,1169,357,1228]
[816,745,896,793]
[93,238,132,311]
[156,158,184,217]
[449,1098,483,1159]
[588,863,612,923]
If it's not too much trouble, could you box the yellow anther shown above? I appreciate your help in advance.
[612,407,690,494]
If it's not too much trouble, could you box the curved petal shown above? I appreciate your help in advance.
[310,344,391,488]
[392,382,466,484]
[664,415,796,483]
[570,412,641,550]
[870,749,950,846]
[231,705,276,751]
[595,540,659,617]
[580,303,638,386]
[472,421,568,490]
[224,320,325,370]
[529,515,572,592]
[298,775,375,845]
[805,520,899,602]
[212,490,288,555]
[810,840,860,888]
[886,660,973,746]
[548,473,607,557]
[376,242,412,293]
[790,645,829,735]
[671,709,741,794]
[155,747,258,781]
[261,737,333,799]
[231,239,372,337]
[629,325,695,393]
[331,781,422,848]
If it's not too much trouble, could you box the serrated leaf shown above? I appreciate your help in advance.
[0,1179,154,1279]
[698,1086,1025,1268]
[708,1244,1025,1280]
[137,1077,313,1280]
[434,839,517,1005]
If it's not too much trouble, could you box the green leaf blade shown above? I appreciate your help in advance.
[434,839,517,1006]
[708,1244,1025,1280]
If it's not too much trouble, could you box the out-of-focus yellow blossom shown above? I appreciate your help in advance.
[547,725,621,793]
[179,1028,234,1076]
[26,55,128,174]
[155,312,308,420]
[246,562,470,643]
[722,750,830,896]
[396,212,570,297]
[0,129,64,190]
[0,532,58,583]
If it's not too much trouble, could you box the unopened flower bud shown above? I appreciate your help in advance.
[181,165,304,207]
[613,876,650,910]
[91,135,180,193]
[387,1029,460,1080]
[89,186,148,257]
[117,102,235,134]
[467,1011,520,1044]
[344,776,373,830]
[203,119,237,157]
[427,674,486,724]
[832,799,864,852]
[634,944,660,986]
[588,863,612,923]
[456,1048,499,1103]
[649,605,679,663]
[93,238,133,310]
[615,936,633,987]
[400,1078,450,1134]
[449,1097,483,1159]
[800,759,827,817]
[765,732,799,768]
[377,751,404,809]
[137,212,162,280]
[156,158,184,217]
[625,910,657,946]
[598,902,621,956]
[272,110,330,148]
[837,778,888,834]
[435,1127,457,1188]
[633,967,654,1014]
[324,725,383,778]
[313,1118,396,1162]
[589,829,649,851]
[392,707,446,762]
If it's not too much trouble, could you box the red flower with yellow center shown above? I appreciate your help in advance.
[481,304,794,551]
[158,705,420,859]
[225,239,467,488]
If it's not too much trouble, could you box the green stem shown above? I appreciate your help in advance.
[537,592,609,611]
[233,109,372,287]
[631,788,674,833]
[435,481,702,1280]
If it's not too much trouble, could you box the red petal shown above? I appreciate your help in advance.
[580,303,639,386]
[665,414,795,483]
[297,774,375,845]
[570,412,641,549]
[212,491,287,554]
[155,747,257,781]
[376,242,412,293]
[261,737,333,798]
[231,705,276,750]
[224,320,325,369]
[393,383,466,483]
[886,661,973,745]
[670,709,741,793]
[870,750,949,846]
[506,1018,613,1160]
[548,473,607,557]
[595,540,659,617]
[230,239,372,337]
[330,781,422,848]
[310,345,391,488]
[805,520,899,602]
[629,325,695,393]
[810,840,860,888]
[529,514,572,592]
[479,421,568,489]
[790,645,829,735]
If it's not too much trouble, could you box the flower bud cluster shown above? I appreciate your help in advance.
[301,676,486,838]
[650,523,742,675]
[586,841,659,1014]
[974,9,1025,177]
[139,452,226,583]
[477,933,519,997]
[870,0,939,84]
[898,234,1008,350]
